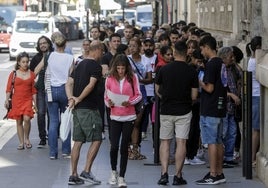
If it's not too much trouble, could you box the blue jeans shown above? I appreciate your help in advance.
[37,89,47,141]
[140,85,147,105]
[252,96,260,130]
[222,114,237,161]
[200,116,223,144]
[141,96,153,133]
[47,85,71,158]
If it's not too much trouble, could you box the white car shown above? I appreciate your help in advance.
[9,12,58,60]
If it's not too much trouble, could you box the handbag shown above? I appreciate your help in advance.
[130,82,144,114]
[128,74,144,114]
[3,71,16,120]
[60,107,73,142]
[135,100,144,114]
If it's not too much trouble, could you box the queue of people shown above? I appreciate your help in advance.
[4,21,262,187]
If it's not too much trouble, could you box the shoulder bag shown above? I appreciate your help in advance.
[3,71,16,119]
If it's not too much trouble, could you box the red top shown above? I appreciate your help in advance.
[6,71,37,120]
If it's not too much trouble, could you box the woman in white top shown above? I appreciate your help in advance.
[246,36,262,167]
[127,36,152,160]
[37,34,74,159]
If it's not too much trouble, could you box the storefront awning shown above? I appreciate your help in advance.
[100,0,121,10]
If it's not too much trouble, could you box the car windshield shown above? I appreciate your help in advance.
[137,12,152,22]
[0,19,8,33]
[15,20,49,33]
[125,12,135,19]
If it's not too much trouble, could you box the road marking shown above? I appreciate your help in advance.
[0,156,17,168]
[0,62,16,69]
[0,120,16,150]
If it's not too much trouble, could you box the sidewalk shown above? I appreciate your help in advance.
[0,117,266,188]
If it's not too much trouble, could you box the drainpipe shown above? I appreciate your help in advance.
[161,0,169,24]
[197,0,200,26]
[175,0,178,22]
[184,0,188,23]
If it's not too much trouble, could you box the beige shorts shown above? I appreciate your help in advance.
[159,112,192,140]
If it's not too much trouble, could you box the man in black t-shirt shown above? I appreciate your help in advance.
[66,41,103,185]
[100,33,122,139]
[101,33,121,76]
[155,41,198,186]
[196,36,227,185]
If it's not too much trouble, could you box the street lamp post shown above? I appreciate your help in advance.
[115,0,126,22]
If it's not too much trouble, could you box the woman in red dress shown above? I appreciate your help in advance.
[5,52,37,150]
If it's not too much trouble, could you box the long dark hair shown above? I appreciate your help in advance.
[15,52,29,70]
[160,45,172,57]
[246,36,262,57]
[36,35,53,54]
[109,54,134,86]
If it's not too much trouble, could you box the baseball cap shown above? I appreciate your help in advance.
[143,38,155,44]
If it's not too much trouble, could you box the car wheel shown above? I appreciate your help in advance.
[9,54,16,61]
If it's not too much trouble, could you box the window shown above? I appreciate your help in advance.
[15,20,49,33]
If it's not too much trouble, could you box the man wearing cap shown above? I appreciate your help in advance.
[141,38,158,140]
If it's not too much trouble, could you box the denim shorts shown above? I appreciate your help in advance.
[200,116,223,144]
[252,96,260,130]
[73,109,102,142]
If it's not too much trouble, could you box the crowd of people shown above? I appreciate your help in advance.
[4,19,262,187]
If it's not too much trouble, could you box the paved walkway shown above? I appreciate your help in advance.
[0,117,266,188]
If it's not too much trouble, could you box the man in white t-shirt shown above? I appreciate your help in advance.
[141,38,157,139]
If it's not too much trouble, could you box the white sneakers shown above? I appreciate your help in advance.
[233,151,240,161]
[109,171,127,187]
[196,148,206,159]
[188,156,206,165]
[141,132,147,140]
[184,158,190,165]
[184,157,206,165]
[118,177,127,187]
[102,132,106,140]
[109,170,118,185]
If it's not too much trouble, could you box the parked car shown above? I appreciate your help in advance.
[9,11,58,60]
[136,4,153,32]
[0,26,11,52]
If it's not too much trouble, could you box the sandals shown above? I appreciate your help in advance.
[25,143,32,149]
[128,145,147,160]
[17,140,32,150]
[17,144,24,150]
